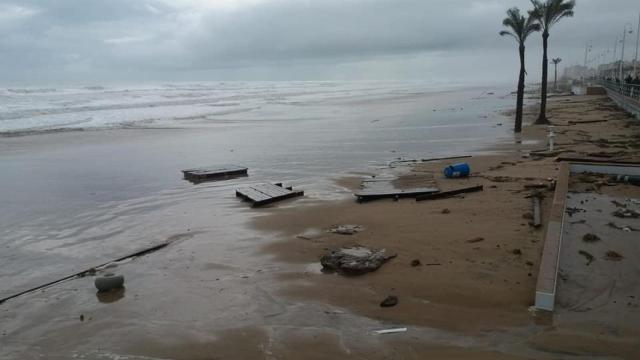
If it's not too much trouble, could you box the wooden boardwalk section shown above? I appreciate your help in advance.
[182,165,248,183]
[354,173,439,202]
[236,183,304,207]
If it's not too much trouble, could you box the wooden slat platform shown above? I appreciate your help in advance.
[182,164,248,183]
[355,173,439,202]
[236,183,304,207]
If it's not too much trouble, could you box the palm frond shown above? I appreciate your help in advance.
[529,0,575,31]
[500,7,540,44]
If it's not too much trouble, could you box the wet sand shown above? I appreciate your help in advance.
[253,94,640,358]
[1,93,640,359]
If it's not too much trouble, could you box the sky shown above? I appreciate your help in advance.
[0,0,639,85]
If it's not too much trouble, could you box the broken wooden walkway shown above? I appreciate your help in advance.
[182,164,248,183]
[355,173,439,202]
[236,183,304,207]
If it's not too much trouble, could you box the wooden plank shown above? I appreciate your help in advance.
[236,183,304,207]
[415,185,483,201]
[236,188,270,202]
[355,173,439,202]
[182,164,248,182]
[355,187,439,201]
[252,183,290,197]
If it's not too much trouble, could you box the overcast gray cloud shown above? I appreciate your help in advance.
[0,0,638,84]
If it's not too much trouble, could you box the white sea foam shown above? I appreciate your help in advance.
[0,81,459,133]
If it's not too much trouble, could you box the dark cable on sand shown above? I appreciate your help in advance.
[0,242,169,305]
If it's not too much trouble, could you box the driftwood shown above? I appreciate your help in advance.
[568,120,608,125]
[415,185,483,202]
[0,242,169,305]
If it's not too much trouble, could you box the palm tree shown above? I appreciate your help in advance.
[551,57,562,90]
[500,8,541,133]
[529,0,575,124]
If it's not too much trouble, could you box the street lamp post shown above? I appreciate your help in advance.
[620,23,634,83]
[583,42,592,68]
[635,12,640,78]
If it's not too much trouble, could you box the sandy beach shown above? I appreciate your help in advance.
[1,90,640,359]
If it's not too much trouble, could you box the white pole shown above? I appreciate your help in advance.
[635,12,639,77]
[620,26,627,83]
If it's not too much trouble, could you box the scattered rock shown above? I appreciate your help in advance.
[511,249,522,255]
[578,250,595,265]
[582,233,601,243]
[522,212,534,220]
[94,274,125,292]
[605,250,624,261]
[327,225,363,235]
[441,208,451,214]
[320,247,396,275]
[410,259,421,267]
[380,295,398,307]
[467,237,485,244]
[526,261,534,266]
[79,314,84,322]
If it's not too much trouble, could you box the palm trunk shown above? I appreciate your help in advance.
[536,31,550,125]
[554,64,557,90]
[515,44,526,133]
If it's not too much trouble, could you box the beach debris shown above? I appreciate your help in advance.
[565,207,586,217]
[568,119,608,125]
[443,163,470,178]
[320,246,396,275]
[467,237,485,244]
[387,155,471,168]
[95,274,125,293]
[524,183,548,190]
[416,185,483,202]
[182,164,248,183]
[578,250,595,265]
[607,222,638,232]
[236,183,304,207]
[0,241,170,305]
[410,259,421,267]
[355,173,439,202]
[582,233,601,243]
[605,250,624,261]
[380,295,399,307]
[80,314,85,322]
[327,224,363,236]
[511,249,522,255]
[611,200,627,208]
[522,212,534,220]
[613,208,640,219]
[373,328,407,335]
[441,208,451,214]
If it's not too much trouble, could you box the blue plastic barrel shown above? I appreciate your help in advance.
[443,163,470,178]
